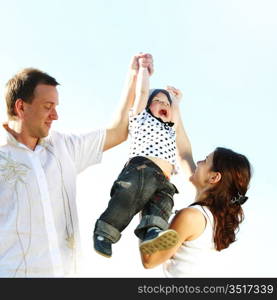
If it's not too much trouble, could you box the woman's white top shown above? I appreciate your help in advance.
[163,205,219,277]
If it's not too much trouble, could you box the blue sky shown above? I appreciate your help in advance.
[0,0,276,277]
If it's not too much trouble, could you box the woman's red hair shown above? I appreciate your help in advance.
[191,147,252,251]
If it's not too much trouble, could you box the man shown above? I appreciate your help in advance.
[0,53,153,277]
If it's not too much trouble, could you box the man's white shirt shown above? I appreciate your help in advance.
[0,125,105,277]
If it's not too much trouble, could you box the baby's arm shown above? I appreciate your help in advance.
[166,86,182,126]
[104,53,151,151]
[167,86,196,176]
[132,54,153,115]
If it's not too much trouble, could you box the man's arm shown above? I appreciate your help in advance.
[103,53,153,151]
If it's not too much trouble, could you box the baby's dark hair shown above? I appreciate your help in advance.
[146,89,172,109]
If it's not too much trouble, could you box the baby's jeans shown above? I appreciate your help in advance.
[94,156,178,243]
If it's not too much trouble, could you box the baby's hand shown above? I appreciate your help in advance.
[138,57,149,69]
[138,54,154,76]
[166,86,182,102]
[129,53,154,76]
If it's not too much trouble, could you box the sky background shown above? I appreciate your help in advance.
[0,0,276,277]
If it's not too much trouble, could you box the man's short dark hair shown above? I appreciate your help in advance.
[5,68,59,119]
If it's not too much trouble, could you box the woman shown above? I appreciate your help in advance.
[140,108,252,277]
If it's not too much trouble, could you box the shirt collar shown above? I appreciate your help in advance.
[145,108,175,128]
[0,123,50,150]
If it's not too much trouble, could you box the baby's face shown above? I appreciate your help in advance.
[149,92,172,122]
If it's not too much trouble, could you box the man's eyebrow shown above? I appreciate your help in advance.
[44,101,57,105]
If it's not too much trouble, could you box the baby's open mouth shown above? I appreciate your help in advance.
[159,109,168,117]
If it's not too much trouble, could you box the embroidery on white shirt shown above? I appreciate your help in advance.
[0,151,30,185]
[0,150,32,277]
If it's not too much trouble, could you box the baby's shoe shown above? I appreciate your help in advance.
[139,227,179,255]
[93,233,112,258]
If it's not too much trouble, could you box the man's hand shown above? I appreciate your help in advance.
[129,53,154,76]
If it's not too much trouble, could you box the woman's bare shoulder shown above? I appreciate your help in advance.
[175,206,205,221]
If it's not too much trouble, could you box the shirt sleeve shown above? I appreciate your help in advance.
[128,109,147,133]
[54,129,106,174]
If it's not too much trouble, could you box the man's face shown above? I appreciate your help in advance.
[22,84,59,139]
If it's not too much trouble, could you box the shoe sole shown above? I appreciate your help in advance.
[140,229,179,255]
[94,249,112,258]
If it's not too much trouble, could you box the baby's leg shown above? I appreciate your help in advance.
[137,181,179,254]
[93,162,159,257]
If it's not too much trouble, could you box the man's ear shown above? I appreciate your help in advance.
[209,171,222,184]
[14,99,25,118]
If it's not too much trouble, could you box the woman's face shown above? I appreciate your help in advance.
[189,152,215,189]
[149,92,172,122]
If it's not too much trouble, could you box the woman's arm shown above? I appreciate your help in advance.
[140,207,206,269]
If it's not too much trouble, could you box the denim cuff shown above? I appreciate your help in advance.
[134,215,169,240]
[94,219,121,243]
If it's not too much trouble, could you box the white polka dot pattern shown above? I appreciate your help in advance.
[128,109,176,166]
